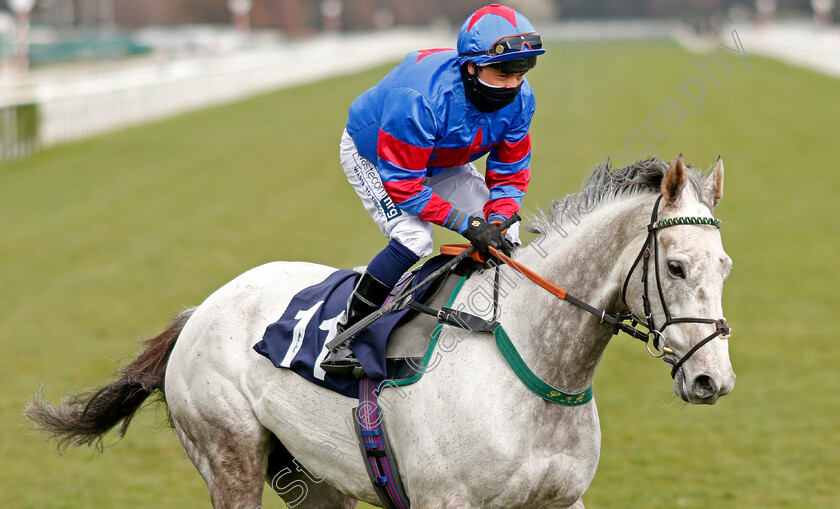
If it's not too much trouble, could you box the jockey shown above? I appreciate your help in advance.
[321,4,544,375]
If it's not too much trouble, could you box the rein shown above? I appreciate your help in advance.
[489,194,730,379]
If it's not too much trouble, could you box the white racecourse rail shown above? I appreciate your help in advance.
[0,29,449,149]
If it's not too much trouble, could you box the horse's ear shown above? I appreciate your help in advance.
[662,154,687,206]
[704,156,725,209]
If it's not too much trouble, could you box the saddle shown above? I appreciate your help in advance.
[382,261,468,381]
[253,252,485,398]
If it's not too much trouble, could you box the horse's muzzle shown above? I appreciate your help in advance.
[673,368,734,405]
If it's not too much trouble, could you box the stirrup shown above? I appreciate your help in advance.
[320,342,366,377]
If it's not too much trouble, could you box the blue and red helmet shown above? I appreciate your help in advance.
[457,4,545,71]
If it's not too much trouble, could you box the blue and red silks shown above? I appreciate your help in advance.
[345,49,534,228]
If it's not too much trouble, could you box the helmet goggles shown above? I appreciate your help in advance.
[459,32,543,59]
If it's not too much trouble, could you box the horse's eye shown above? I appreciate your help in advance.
[668,261,686,279]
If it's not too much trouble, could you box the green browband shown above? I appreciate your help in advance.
[652,216,722,230]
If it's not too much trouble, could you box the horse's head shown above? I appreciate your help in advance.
[622,154,735,404]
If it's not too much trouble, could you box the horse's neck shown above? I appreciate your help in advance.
[494,196,651,393]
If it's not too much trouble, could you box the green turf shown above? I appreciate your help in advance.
[2,41,838,508]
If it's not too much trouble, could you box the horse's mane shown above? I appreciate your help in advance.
[526,157,709,234]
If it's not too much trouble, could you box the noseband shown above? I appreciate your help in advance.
[619,195,730,378]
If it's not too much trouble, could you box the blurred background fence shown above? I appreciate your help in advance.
[0,0,837,161]
[0,29,453,155]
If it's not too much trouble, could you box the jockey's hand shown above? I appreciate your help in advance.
[463,217,504,253]
[500,239,516,257]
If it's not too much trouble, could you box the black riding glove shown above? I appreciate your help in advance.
[462,216,504,253]
[500,239,516,257]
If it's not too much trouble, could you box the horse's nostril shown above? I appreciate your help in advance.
[692,374,718,399]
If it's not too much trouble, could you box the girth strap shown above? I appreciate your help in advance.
[354,378,411,509]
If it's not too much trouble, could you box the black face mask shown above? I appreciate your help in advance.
[460,64,522,113]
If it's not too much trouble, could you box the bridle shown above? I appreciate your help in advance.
[618,195,731,378]
[489,194,731,379]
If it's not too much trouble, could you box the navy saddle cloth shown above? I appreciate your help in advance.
[253,255,453,398]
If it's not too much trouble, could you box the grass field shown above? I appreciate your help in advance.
[2,40,839,508]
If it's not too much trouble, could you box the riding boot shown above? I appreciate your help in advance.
[320,271,393,376]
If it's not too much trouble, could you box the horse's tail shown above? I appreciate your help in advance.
[25,308,195,452]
